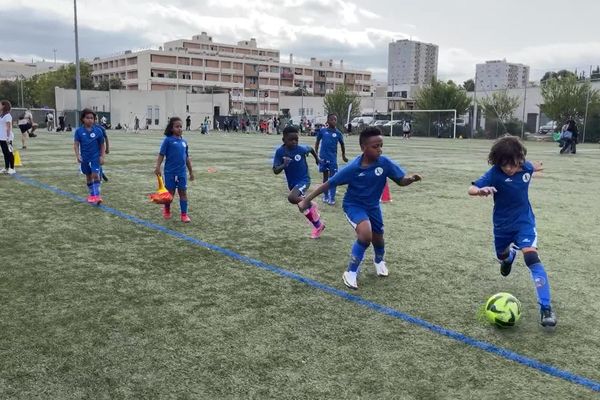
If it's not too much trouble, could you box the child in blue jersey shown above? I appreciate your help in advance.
[299,127,421,289]
[469,136,557,328]
[74,108,106,205]
[154,117,195,223]
[315,113,348,205]
[273,125,325,239]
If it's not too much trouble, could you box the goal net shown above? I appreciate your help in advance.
[390,109,459,138]
[11,107,57,129]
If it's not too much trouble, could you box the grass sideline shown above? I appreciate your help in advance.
[1,130,599,398]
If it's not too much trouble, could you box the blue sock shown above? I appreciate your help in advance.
[347,240,369,272]
[180,199,188,214]
[329,187,336,202]
[374,244,385,263]
[87,182,93,195]
[92,180,101,196]
[528,263,552,308]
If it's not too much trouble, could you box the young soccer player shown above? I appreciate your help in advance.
[468,136,557,328]
[0,100,15,174]
[314,113,348,205]
[74,108,105,205]
[299,127,421,289]
[273,125,325,239]
[154,117,195,223]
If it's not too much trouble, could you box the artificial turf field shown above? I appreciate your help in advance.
[1,130,599,399]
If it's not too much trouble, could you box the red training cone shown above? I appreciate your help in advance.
[381,181,392,203]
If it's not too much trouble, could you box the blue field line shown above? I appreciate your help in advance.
[12,173,600,393]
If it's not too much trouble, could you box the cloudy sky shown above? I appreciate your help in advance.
[2,0,600,83]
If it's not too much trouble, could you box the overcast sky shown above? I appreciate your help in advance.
[2,0,600,83]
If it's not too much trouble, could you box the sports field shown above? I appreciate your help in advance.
[1,131,599,399]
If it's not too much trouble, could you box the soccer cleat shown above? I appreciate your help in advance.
[374,260,389,277]
[322,194,329,203]
[540,306,557,328]
[162,207,172,220]
[310,223,325,239]
[86,195,96,204]
[499,244,517,277]
[7,168,16,175]
[94,196,103,205]
[343,271,358,290]
[181,213,191,223]
[0,168,6,174]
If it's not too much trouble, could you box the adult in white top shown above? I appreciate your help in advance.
[17,108,37,149]
[0,100,16,174]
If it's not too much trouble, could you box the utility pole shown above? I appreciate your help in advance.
[520,83,528,138]
[583,65,592,144]
[73,0,82,127]
[53,48,57,68]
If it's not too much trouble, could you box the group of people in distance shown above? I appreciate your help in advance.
[68,109,556,329]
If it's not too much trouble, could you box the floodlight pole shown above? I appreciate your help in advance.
[583,65,592,144]
[73,0,82,127]
[520,83,527,138]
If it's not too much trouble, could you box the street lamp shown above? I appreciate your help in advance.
[301,83,306,126]
[73,0,82,127]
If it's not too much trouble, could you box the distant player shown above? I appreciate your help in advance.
[73,108,105,205]
[299,127,421,289]
[154,117,195,223]
[314,113,348,205]
[273,125,325,239]
[402,120,411,139]
[468,136,557,328]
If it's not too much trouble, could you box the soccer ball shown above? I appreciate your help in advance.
[485,292,522,328]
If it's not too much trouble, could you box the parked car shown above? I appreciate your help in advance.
[538,121,557,134]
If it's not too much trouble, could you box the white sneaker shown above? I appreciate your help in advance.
[7,168,16,175]
[0,168,6,174]
[342,271,358,290]
[374,260,389,277]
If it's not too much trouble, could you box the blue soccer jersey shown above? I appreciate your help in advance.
[316,127,344,161]
[159,136,189,175]
[74,125,105,161]
[472,161,536,232]
[273,144,312,189]
[328,155,406,209]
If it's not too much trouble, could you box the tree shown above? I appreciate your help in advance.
[323,85,361,130]
[540,75,600,123]
[463,79,475,92]
[414,79,471,113]
[540,69,576,83]
[25,62,94,108]
[97,77,123,91]
[479,89,521,123]
[0,80,20,107]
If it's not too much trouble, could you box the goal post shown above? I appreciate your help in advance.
[390,109,458,138]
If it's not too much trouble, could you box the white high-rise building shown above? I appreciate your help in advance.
[476,60,529,92]
[387,39,438,99]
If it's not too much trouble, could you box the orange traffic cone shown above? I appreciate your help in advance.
[13,150,22,167]
[381,181,392,203]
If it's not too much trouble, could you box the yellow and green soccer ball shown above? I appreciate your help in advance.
[485,292,522,328]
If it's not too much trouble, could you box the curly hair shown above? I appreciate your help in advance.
[488,135,527,166]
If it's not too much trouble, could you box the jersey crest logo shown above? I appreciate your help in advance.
[332,133,337,138]
[522,173,531,183]
[294,154,302,161]
[90,133,96,138]
[374,167,383,176]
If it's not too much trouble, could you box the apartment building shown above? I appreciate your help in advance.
[388,39,438,99]
[90,32,373,116]
[475,59,530,91]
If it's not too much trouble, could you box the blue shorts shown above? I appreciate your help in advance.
[319,159,338,173]
[164,173,187,191]
[494,226,538,257]
[288,180,310,196]
[343,204,384,234]
[80,158,101,175]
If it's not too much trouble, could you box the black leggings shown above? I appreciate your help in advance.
[0,140,14,169]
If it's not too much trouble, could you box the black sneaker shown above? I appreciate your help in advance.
[499,245,517,277]
[540,306,557,328]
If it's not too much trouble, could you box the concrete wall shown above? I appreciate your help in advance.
[55,88,229,128]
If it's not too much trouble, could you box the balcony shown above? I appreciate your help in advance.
[259,71,280,79]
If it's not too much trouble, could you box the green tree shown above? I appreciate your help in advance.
[540,75,600,123]
[415,79,471,113]
[540,69,576,83]
[479,89,521,123]
[463,79,475,92]
[0,80,20,106]
[97,77,123,91]
[25,62,94,108]
[323,85,361,130]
